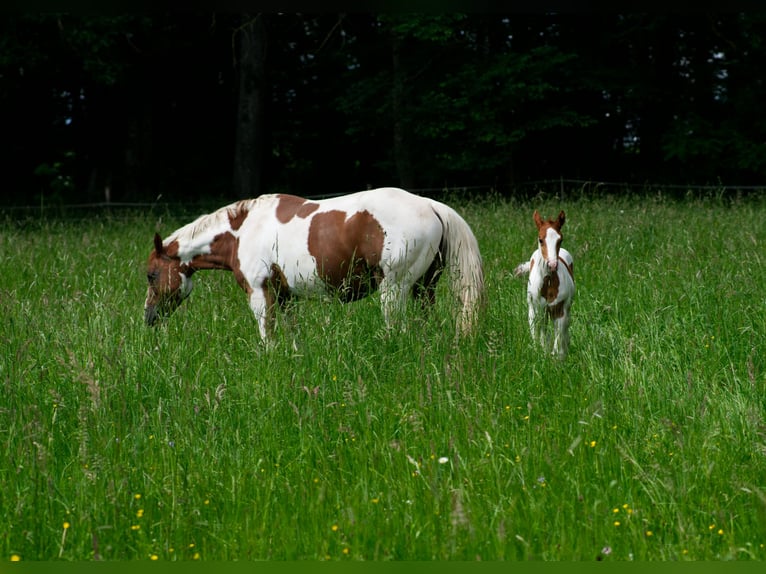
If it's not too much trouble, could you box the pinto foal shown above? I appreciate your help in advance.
[513,210,575,359]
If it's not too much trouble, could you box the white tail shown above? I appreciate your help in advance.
[429,200,485,336]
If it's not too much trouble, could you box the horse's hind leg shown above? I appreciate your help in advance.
[412,255,443,310]
[379,278,409,332]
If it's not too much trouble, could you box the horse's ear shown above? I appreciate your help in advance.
[557,211,566,228]
[153,233,164,254]
[533,210,543,228]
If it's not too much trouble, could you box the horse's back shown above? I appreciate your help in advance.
[324,187,433,219]
[322,187,443,247]
[559,248,574,268]
[237,187,444,292]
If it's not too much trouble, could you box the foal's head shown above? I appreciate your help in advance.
[533,210,566,273]
[144,233,193,326]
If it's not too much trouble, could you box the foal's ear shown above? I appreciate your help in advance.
[153,233,164,254]
[533,210,543,228]
[557,211,566,228]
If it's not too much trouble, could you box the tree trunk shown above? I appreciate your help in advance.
[392,33,415,189]
[233,14,267,199]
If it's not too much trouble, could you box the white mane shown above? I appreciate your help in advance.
[165,198,264,261]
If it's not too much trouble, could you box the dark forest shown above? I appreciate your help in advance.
[3,13,765,205]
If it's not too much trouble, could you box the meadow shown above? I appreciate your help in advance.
[1,190,765,561]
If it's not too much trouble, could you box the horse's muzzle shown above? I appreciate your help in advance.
[144,306,159,326]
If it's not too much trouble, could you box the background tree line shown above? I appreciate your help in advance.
[2,13,765,205]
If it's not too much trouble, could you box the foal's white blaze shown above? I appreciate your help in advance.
[542,227,561,272]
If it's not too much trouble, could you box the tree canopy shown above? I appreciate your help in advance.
[2,13,765,205]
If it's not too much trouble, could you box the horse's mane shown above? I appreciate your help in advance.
[168,198,265,247]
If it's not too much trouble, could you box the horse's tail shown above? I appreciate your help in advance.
[513,261,531,277]
[429,200,485,336]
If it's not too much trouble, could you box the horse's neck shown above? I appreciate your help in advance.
[533,248,573,280]
[532,249,548,276]
[170,210,235,263]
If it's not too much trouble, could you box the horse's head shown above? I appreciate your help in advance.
[533,210,565,273]
[144,233,193,326]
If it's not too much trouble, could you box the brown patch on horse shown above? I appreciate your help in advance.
[145,237,187,316]
[228,202,250,231]
[262,263,291,309]
[540,273,560,303]
[308,209,385,302]
[260,263,292,337]
[188,232,253,295]
[534,210,565,262]
[560,257,574,280]
[147,237,181,283]
[276,194,320,224]
[162,239,180,258]
[547,301,566,319]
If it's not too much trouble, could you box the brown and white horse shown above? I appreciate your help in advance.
[513,210,575,359]
[145,187,484,341]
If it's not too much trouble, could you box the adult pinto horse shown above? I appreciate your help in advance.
[145,187,485,341]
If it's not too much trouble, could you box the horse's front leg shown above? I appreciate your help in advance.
[552,309,570,359]
[527,299,546,350]
[248,288,274,343]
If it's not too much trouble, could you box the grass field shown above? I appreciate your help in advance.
[1,191,765,561]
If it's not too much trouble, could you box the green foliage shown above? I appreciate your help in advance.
[381,13,469,43]
[336,15,596,184]
[5,13,766,201]
[55,15,150,86]
[1,193,765,560]
[0,14,149,86]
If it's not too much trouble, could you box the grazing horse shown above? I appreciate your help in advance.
[513,210,575,359]
[145,187,485,341]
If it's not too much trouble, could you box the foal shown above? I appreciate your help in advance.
[513,210,575,359]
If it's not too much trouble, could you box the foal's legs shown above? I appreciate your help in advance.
[528,300,549,351]
[551,308,570,359]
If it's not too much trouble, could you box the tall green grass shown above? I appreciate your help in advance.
[1,192,765,561]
